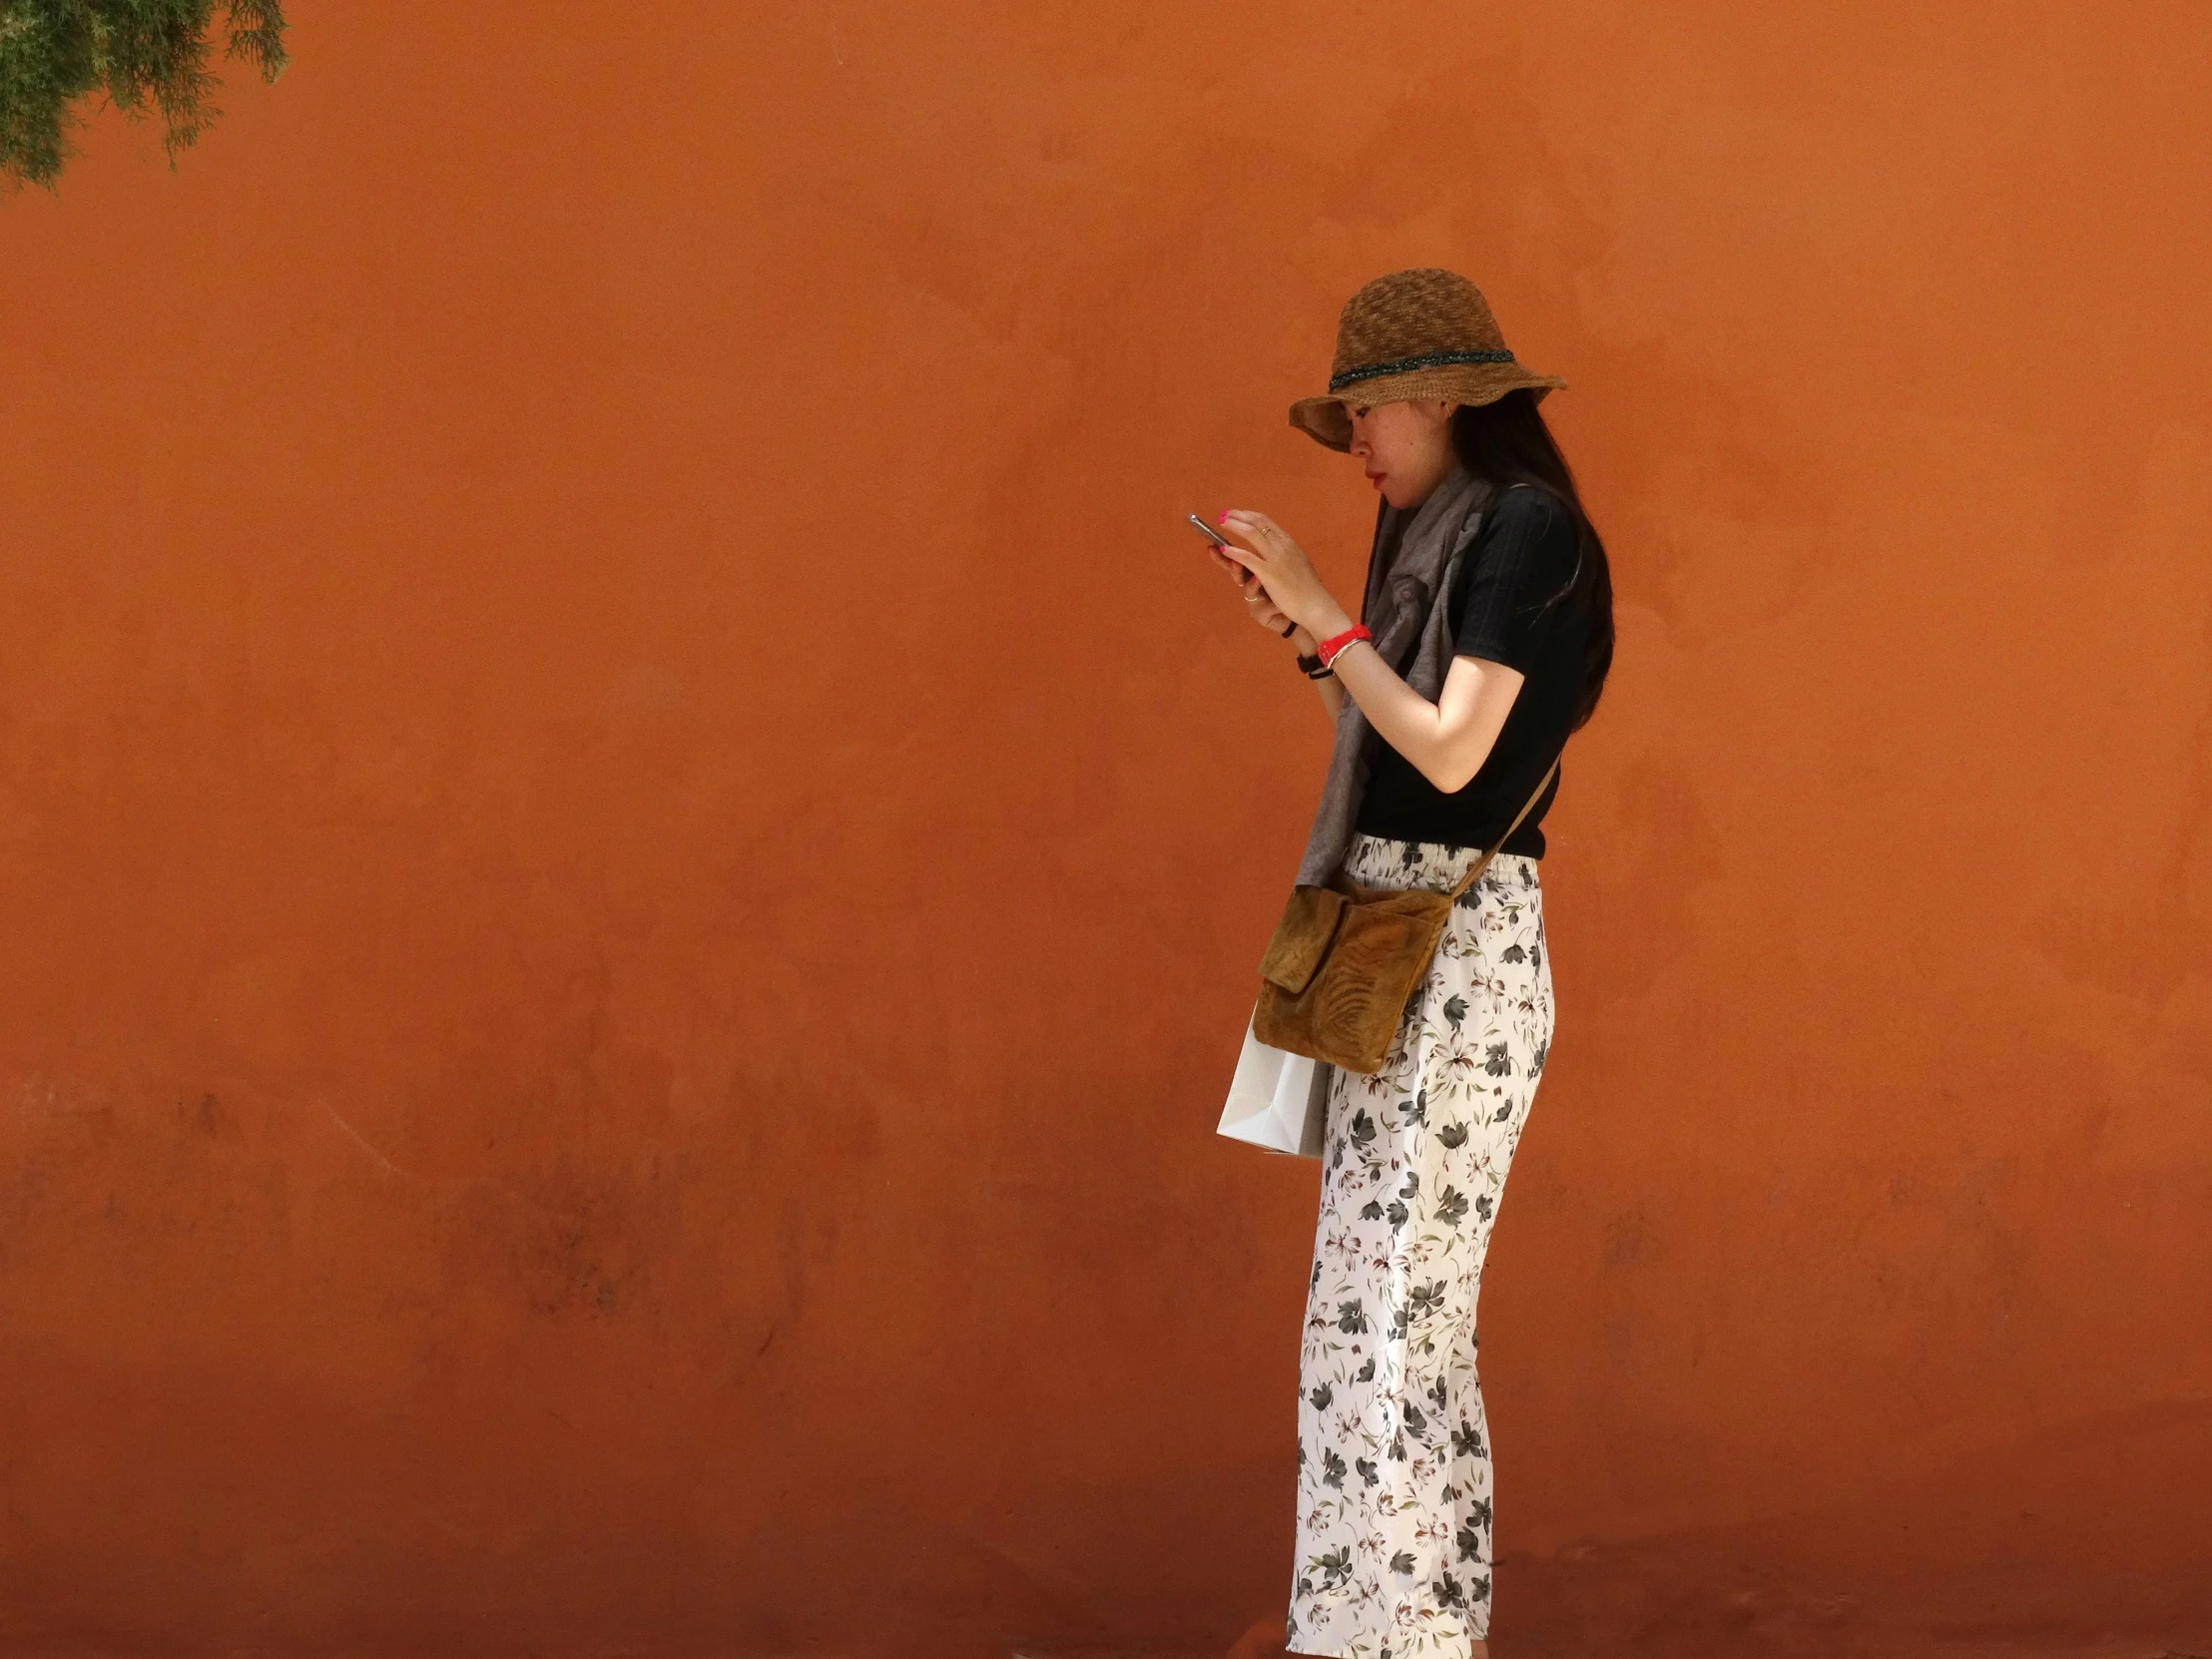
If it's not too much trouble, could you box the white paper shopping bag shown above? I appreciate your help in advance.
[1217,1007,1332,1158]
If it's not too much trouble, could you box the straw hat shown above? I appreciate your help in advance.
[1287,268,1566,452]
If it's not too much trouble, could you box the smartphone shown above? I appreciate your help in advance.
[1187,512,1232,548]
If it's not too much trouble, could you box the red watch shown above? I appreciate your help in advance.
[1316,625,1373,668]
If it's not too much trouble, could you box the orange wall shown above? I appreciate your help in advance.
[3,3,2209,1654]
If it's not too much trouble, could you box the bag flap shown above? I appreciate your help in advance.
[1259,884,1348,994]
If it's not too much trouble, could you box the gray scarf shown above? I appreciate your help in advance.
[1293,463,1498,888]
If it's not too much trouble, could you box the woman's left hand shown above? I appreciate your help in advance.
[1217,510,1350,637]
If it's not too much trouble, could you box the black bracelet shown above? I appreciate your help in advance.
[1279,619,1297,638]
[1296,652,1334,680]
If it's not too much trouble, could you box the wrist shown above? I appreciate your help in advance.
[1305,601,1357,643]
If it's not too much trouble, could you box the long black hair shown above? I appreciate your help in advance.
[1448,388,1615,733]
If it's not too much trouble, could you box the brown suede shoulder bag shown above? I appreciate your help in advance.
[1253,755,1559,1076]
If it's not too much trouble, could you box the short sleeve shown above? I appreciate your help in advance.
[1451,485,1580,674]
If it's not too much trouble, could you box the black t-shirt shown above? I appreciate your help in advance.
[1354,483,1589,858]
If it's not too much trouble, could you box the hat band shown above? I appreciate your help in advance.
[1328,347,1515,393]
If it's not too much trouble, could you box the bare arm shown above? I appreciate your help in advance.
[1317,670,1349,722]
[1320,634,1522,792]
[1215,511,1524,792]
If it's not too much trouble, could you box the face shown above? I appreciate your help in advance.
[1346,397,1457,510]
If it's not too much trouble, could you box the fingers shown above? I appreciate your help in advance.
[1216,511,1265,551]
[1205,545,1262,601]
[1222,516,1298,569]
[1225,559,1277,616]
[1204,514,1309,636]
[1243,578,1286,623]
[1199,532,1278,616]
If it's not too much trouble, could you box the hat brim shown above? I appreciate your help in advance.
[1288,362,1568,452]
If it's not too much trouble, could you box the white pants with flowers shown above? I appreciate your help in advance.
[1287,832,1555,1657]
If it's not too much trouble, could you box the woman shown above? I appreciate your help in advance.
[1210,269,1614,1659]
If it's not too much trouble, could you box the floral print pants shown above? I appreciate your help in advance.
[1288,833,1554,1658]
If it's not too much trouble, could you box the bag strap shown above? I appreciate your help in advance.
[1444,754,1561,900]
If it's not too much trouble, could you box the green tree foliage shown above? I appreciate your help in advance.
[0,0,285,190]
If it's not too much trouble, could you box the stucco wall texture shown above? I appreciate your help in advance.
[3,3,2209,1655]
